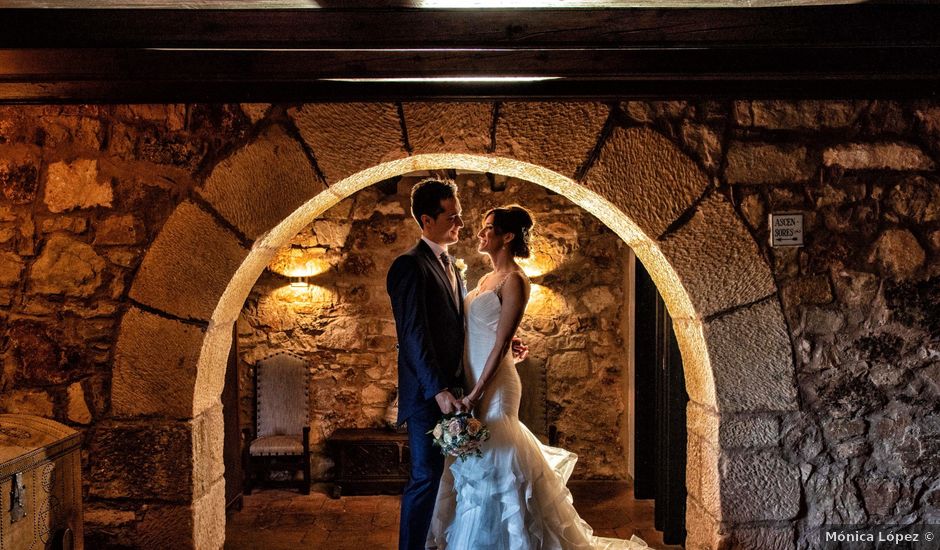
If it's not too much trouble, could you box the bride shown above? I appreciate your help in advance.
[427,205,648,550]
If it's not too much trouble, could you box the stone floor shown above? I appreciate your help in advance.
[225,481,684,549]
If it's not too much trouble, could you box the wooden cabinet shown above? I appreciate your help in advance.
[326,428,410,498]
[0,414,83,550]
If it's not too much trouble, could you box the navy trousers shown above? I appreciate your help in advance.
[399,406,444,550]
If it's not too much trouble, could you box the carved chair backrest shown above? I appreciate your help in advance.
[255,351,309,438]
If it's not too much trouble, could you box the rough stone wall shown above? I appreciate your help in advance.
[237,173,632,480]
[1,100,938,549]
[633,99,939,548]
[0,104,256,547]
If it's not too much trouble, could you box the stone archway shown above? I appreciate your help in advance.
[112,103,798,549]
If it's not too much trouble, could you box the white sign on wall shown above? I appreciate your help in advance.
[769,212,804,247]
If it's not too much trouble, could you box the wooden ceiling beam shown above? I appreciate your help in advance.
[0,5,938,102]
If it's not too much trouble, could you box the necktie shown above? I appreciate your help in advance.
[440,252,458,301]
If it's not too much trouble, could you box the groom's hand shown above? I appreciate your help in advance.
[511,337,529,363]
[435,390,462,415]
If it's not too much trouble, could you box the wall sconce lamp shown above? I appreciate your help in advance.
[290,276,309,289]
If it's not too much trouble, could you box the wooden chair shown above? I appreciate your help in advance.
[242,351,311,495]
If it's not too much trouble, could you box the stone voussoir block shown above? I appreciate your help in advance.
[494,102,610,179]
[199,124,325,241]
[129,200,249,321]
[112,306,206,418]
[685,496,721,550]
[289,103,407,184]
[658,194,778,319]
[193,477,226,550]
[402,102,493,154]
[192,403,225,500]
[719,449,801,522]
[704,298,798,413]
[672,317,718,409]
[582,126,710,239]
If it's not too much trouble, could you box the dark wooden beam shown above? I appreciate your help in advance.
[2,6,939,49]
[0,5,938,102]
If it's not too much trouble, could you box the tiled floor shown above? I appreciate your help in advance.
[225,481,683,549]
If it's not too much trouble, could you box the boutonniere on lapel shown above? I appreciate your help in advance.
[453,258,468,286]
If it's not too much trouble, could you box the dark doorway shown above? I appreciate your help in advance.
[223,325,244,512]
[633,259,688,546]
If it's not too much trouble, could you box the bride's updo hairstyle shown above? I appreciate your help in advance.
[485,204,534,258]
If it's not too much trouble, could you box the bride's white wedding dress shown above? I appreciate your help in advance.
[427,275,648,550]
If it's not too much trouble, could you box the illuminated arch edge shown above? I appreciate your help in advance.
[198,153,709,405]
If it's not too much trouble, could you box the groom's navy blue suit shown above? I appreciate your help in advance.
[387,239,465,550]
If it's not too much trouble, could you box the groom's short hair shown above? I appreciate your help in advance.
[410,179,457,228]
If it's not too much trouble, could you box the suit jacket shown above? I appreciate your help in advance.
[387,240,466,425]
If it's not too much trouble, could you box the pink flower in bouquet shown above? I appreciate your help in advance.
[466,418,482,436]
[447,418,463,435]
[432,424,444,439]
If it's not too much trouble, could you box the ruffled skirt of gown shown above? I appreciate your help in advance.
[426,289,648,550]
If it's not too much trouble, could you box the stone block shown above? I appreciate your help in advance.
[685,496,721,550]
[28,234,106,297]
[0,152,40,204]
[582,126,709,239]
[0,250,23,286]
[66,382,92,424]
[868,228,926,280]
[94,214,144,245]
[44,159,112,213]
[39,115,102,150]
[886,176,940,224]
[719,413,781,448]
[192,404,225,500]
[546,350,591,380]
[686,433,705,501]
[193,321,235,418]
[687,401,719,445]
[494,102,609,179]
[402,102,493,154]
[823,142,935,171]
[727,525,796,550]
[704,299,798,413]
[734,100,865,130]
[658,194,778,319]
[620,100,692,123]
[199,125,324,240]
[672,318,717,408]
[240,103,270,124]
[289,103,407,184]
[725,142,814,184]
[700,438,721,517]
[112,307,205,418]
[680,121,722,171]
[0,388,54,416]
[193,477,226,550]
[129,200,249,321]
[720,450,801,522]
[137,503,195,550]
[88,419,194,501]
[115,104,187,132]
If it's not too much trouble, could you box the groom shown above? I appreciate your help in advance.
[386,179,467,550]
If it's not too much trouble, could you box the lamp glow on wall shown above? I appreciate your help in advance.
[514,237,564,314]
[268,245,334,301]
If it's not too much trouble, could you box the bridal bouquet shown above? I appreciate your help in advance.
[429,413,490,461]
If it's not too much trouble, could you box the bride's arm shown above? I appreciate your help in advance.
[465,272,530,407]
